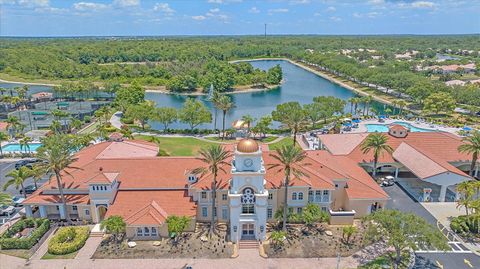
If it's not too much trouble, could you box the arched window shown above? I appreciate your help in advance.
[241,188,255,214]
[298,192,304,200]
[241,188,255,204]
[292,192,297,200]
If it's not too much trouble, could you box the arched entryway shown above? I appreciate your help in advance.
[97,205,108,222]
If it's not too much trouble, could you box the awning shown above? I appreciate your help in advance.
[31,111,49,116]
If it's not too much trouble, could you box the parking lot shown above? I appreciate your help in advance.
[0,159,49,224]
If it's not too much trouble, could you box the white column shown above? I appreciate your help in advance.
[475,165,479,177]
[439,185,447,202]
[39,205,47,218]
[59,204,66,219]
[395,168,399,178]
[25,205,33,217]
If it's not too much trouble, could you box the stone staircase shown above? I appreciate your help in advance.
[90,223,105,237]
[238,240,259,249]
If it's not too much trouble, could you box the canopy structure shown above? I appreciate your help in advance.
[31,111,49,116]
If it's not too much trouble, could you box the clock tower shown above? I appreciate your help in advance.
[228,139,268,242]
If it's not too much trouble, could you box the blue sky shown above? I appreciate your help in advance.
[0,0,479,36]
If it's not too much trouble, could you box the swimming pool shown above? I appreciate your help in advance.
[2,143,43,152]
[366,122,436,133]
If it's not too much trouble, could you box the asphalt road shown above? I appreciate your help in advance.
[384,184,480,269]
[0,159,49,224]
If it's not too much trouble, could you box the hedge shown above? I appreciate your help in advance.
[48,226,90,255]
[0,218,50,249]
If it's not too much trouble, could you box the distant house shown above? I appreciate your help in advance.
[426,63,476,74]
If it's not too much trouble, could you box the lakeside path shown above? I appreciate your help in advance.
[231,58,394,107]
[0,78,59,87]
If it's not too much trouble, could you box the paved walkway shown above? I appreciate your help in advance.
[29,228,58,261]
[75,237,103,260]
[109,111,123,129]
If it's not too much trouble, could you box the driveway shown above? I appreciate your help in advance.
[384,184,480,269]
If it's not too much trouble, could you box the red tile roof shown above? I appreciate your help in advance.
[106,190,196,225]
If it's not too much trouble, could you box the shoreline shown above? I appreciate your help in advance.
[2,58,392,105]
[232,57,395,107]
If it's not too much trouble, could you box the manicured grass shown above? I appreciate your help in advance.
[204,135,278,143]
[0,249,34,259]
[267,137,297,151]
[78,120,100,134]
[134,136,220,156]
[41,250,79,259]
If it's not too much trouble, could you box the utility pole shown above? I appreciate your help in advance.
[264,23,267,38]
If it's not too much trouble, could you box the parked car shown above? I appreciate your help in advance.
[12,196,25,207]
[380,176,395,187]
[20,185,37,194]
[0,205,15,216]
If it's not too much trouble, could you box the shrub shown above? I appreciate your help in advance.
[451,215,480,235]
[48,226,90,255]
[0,218,50,249]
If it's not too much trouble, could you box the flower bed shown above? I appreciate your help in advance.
[450,215,480,242]
[48,226,90,255]
[0,218,50,249]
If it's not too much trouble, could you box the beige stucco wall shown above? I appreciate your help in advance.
[329,214,355,225]
[344,199,387,218]
[125,219,196,240]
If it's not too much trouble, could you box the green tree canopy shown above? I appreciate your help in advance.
[179,98,212,131]
[152,107,177,132]
[423,92,456,115]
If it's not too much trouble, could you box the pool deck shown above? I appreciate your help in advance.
[348,119,462,135]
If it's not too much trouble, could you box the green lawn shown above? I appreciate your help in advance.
[204,135,278,143]
[0,249,34,259]
[41,250,79,260]
[77,120,100,134]
[134,136,221,156]
[267,137,297,151]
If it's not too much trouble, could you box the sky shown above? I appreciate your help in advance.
[0,0,479,36]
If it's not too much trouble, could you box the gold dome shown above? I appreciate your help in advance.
[236,139,259,153]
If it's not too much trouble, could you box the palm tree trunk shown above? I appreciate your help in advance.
[292,130,297,146]
[350,103,353,114]
[222,111,226,140]
[0,146,3,157]
[373,155,378,177]
[283,169,290,232]
[21,183,27,199]
[34,180,38,190]
[210,171,217,234]
[469,154,477,177]
[214,109,217,130]
[55,171,69,222]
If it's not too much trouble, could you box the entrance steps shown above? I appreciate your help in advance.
[90,223,105,237]
[239,240,259,249]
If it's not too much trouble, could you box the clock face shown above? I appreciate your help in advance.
[244,158,254,167]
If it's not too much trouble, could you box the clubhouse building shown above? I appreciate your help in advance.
[22,126,476,242]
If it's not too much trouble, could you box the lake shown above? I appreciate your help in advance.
[1,59,391,130]
[146,59,390,129]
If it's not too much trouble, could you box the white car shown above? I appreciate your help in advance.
[0,205,15,216]
[12,196,25,207]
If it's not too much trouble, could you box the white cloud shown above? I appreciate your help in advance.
[353,12,362,18]
[192,15,206,20]
[209,8,220,13]
[411,1,435,9]
[268,8,289,14]
[290,0,310,4]
[353,11,381,18]
[207,0,223,3]
[113,0,139,7]
[326,6,336,12]
[18,0,49,7]
[330,16,341,22]
[153,3,174,15]
[73,2,108,11]
[368,0,384,5]
[248,6,260,13]
[34,6,67,13]
[207,0,242,3]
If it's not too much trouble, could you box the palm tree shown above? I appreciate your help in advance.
[363,95,374,116]
[397,100,407,116]
[456,181,475,215]
[360,133,393,177]
[0,87,6,96]
[30,164,46,190]
[4,166,33,199]
[0,192,12,205]
[458,131,480,177]
[348,97,356,114]
[268,145,309,231]
[191,145,232,234]
[211,90,222,130]
[241,114,255,136]
[0,132,8,157]
[19,136,32,154]
[36,134,79,222]
[216,95,235,140]
[5,116,20,137]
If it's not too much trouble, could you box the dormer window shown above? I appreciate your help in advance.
[188,175,198,183]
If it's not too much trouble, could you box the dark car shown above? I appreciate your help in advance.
[15,159,43,170]
[20,185,37,194]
